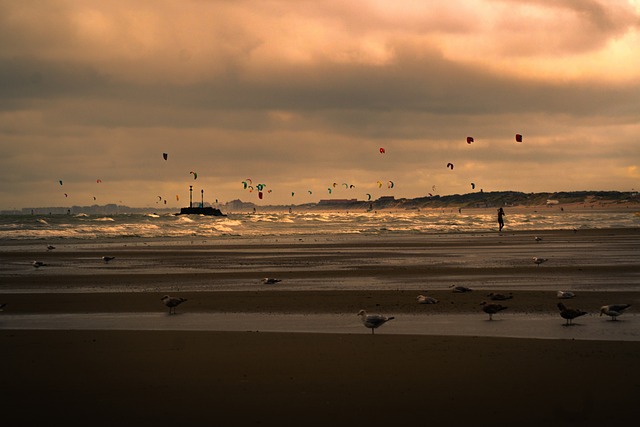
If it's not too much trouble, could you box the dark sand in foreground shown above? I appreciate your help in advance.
[2,228,639,426]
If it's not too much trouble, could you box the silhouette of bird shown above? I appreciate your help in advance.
[32,261,45,268]
[262,278,282,285]
[533,257,548,266]
[480,301,508,320]
[161,295,187,314]
[417,295,439,304]
[557,302,587,325]
[47,245,56,251]
[600,304,631,321]
[357,310,394,334]
[102,256,115,263]
[487,292,513,301]
[534,236,542,242]
[450,285,472,293]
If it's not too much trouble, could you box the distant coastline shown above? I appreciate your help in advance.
[2,190,638,215]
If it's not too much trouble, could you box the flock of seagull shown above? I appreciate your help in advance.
[15,243,633,333]
[154,283,631,335]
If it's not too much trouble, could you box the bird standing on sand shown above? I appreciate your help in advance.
[417,295,439,304]
[262,278,282,285]
[161,295,187,314]
[600,304,631,321]
[533,257,548,266]
[480,301,508,320]
[102,256,115,263]
[487,292,513,301]
[534,236,542,242]
[557,302,587,325]
[32,261,45,268]
[357,310,394,334]
[557,291,575,299]
[450,285,472,293]
[47,245,56,251]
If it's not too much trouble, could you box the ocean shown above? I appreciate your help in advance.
[0,208,638,242]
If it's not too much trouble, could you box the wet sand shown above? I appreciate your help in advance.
[1,228,640,425]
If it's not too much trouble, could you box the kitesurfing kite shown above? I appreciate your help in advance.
[258,192,263,199]
[387,181,394,189]
[471,183,476,189]
[59,180,63,186]
[467,137,474,144]
[515,134,523,142]
[163,153,168,160]
[366,193,372,200]
[379,148,386,154]
[447,163,454,170]
[96,179,102,183]
[190,171,198,180]
[377,181,383,188]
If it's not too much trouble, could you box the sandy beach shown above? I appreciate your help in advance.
[2,228,639,425]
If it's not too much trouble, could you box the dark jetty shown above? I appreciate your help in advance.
[177,206,225,216]
[175,186,226,216]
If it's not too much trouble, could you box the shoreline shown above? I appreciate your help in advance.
[2,227,639,425]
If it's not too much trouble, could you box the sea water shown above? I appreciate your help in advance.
[0,209,638,241]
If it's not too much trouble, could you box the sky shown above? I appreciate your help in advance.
[1,0,639,210]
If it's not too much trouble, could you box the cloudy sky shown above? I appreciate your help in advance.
[1,0,639,210]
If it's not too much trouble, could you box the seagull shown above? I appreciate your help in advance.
[357,310,394,334]
[557,302,587,325]
[32,261,45,268]
[480,301,508,320]
[47,245,56,251]
[417,295,439,304]
[487,292,513,301]
[557,291,575,299]
[102,256,115,263]
[161,295,187,314]
[600,304,631,321]
[533,257,548,266]
[262,278,282,285]
[450,285,472,293]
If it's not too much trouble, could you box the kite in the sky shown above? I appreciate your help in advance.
[447,163,454,170]
[471,183,476,189]
[366,193,372,200]
[467,137,474,144]
[387,181,394,189]
[379,148,386,154]
[258,192,263,199]
[59,180,63,186]
[190,171,198,180]
[515,134,523,142]
[163,153,168,160]
[96,179,102,183]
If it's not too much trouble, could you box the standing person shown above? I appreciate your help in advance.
[497,207,505,232]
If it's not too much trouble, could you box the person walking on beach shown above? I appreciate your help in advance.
[497,207,505,232]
